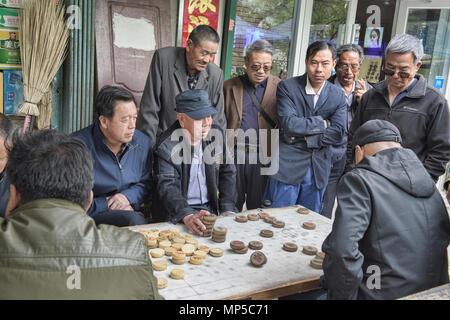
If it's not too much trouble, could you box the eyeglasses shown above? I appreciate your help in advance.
[250,64,271,72]
[382,67,411,79]
[336,64,360,72]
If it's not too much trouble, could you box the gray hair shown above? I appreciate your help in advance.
[386,34,424,65]
[336,44,364,64]
[245,39,273,60]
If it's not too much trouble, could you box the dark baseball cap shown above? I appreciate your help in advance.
[353,119,402,149]
[175,89,218,120]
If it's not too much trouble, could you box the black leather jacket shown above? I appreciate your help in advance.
[152,121,236,223]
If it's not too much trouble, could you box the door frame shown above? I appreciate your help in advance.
[289,0,358,77]
[394,0,450,100]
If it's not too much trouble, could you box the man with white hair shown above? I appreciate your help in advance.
[347,34,450,181]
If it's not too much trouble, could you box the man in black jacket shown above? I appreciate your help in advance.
[323,120,449,300]
[347,34,450,181]
[152,89,236,235]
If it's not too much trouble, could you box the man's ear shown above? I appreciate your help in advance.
[84,191,93,213]
[5,184,21,217]
[98,115,108,129]
[415,61,422,72]
[177,113,184,128]
[354,145,364,165]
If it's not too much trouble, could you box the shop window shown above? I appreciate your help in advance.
[230,0,295,79]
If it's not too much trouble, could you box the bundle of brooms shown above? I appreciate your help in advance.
[18,0,69,133]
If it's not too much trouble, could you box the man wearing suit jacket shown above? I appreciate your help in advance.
[224,40,280,211]
[137,25,226,144]
[263,41,347,213]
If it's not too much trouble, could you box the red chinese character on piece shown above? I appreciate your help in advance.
[188,0,217,14]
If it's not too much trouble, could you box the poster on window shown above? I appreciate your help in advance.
[181,0,220,47]
[364,27,384,49]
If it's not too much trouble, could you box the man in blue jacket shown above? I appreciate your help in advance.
[73,86,151,227]
[263,41,347,213]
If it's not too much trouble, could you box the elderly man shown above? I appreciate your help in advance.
[224,39,280,211]
[152,89,236,235]
[1,130,161,299]
[348,34,450,181]
[137,25,226,144]
[322,120,450,300]
[0,113,13,217]
[73,86,151,227]
[321,44,372,218]
[263,41,347,213]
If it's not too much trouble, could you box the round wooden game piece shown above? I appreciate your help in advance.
[264,216,276,224]
[310,258,323,270]
[209,248,223,257]
[233,245,248,254]
[272,220,285,228]
[235,214,248,223]
[260,229,274,238]
[212,226,227,236]
[230,240,246,251]
[202,214,218,223]
[198,245,210,253]
[250,251,267,267]
[258,212,270,219]
[315,252,325,260]
[189,255,205,265]
[150,248,165,258]
[158,240,172,249]
[152,260,168,271]
[248,241,263,250]
[247,213,260,221]
[157,277,168,289]
[302,245,318,255]
[193,250,207,259]
[170,269,185,280]
[297,207,310,214]
[283,242,298,252]
[164,247,177,256]
[182,244,196,256]
[302,222,316,230]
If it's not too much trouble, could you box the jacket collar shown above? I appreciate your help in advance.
[10,198,86,219]
[374,73,427,99]
[298,73,330,111]
[92,121,136,155]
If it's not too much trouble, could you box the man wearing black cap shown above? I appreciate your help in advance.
[322,119,450,300]
[152,89,236,235]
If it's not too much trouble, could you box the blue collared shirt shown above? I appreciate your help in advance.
[391,78,418,107]
[187,144,209,205]
[240,74,267,132]
[72,122,153,216]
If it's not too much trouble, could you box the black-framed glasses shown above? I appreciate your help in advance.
[382,66,411,79]
[336,64,360,72]
[250,64,271,72]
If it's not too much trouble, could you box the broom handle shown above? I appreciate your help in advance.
[22,115,31,135]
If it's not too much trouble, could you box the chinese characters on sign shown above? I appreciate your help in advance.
[182,0,220,47]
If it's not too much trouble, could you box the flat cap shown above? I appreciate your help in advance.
[175,89,218,120]
[353,119,402,148]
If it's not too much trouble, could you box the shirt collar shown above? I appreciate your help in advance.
[334,77,355,95]
[306,76,326,95]
[242,73,268,88]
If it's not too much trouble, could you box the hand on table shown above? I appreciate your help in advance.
[183,210,210,236]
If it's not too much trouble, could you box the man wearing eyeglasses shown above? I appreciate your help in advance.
[321,44,372,218]
[348,34,450,181]
[223,40,280,211]
[137,25,226,144]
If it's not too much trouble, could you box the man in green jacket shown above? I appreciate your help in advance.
[0,130,162,300]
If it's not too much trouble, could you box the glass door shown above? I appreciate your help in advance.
[396,0,450,100]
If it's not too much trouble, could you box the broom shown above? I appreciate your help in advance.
[18,0,69,133]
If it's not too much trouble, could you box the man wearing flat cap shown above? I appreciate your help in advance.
[322,119,450,300]
[152,89,236,235]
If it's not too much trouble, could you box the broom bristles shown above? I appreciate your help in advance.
[18,0,69,117]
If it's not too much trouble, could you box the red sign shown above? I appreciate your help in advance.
[181,0,220,47]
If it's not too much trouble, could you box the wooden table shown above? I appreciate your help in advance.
[128,205,332,300]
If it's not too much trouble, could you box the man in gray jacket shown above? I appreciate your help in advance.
[347,34,450,181]
[322,120,449,300]
[137,25,226,144]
